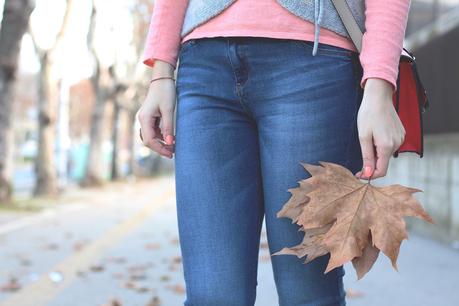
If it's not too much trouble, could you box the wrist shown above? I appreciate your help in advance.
[364,78,394,94]
[362,78,393,107]
[151,59,175,78]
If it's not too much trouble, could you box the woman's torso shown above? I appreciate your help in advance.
[181,0,358,52]
[142,0,411,92]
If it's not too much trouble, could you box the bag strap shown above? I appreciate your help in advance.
[330,0,363,53]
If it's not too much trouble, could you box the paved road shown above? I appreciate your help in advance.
[0,174,457,306]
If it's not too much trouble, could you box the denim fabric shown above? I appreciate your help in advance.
[174,36,364,306]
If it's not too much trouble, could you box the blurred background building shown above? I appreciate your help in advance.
[379,0,459,245]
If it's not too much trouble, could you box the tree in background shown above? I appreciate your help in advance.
[81,0,116,187]
[0,0,35,204]
[83,0,155,185]
[109,0,155,180]
[124,0,155,177]
[29,0,75,196]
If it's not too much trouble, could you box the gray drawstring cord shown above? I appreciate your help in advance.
[312,0,324,56]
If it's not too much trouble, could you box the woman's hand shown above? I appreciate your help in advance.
[355,78,405,180]
[136,60,176,159]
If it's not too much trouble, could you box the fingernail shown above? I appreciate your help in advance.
[364,166,372,177]
[166,135,174,144]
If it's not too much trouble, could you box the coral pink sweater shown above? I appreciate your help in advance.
[142,0,411,92]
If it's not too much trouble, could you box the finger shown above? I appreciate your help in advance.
[356,134,376,180]
[142,115,168,155]
[160,107,175,146]
[152,117,174,157]
[372,144,393,178]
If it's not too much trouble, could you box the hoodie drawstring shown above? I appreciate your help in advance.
[312,0,324,56]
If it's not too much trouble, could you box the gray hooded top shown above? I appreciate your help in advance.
[180,0,366,56]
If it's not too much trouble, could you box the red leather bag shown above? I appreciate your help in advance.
[332,0,430,158]
[392,48,429,157]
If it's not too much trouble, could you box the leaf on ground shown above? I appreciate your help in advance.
[42,242,59,250]
[90,264,105,272]
[146,296,161,306]
[144,242,161,250]
[0,277,21,292]
[136,286,150,293]
[165,283,186,295]
[106,256,127,264]
[171,256,182,264]
[127,263,153,274]
[273,161,434,279]
[101,298,123,306]
[346,287,365,299]
[160,275,171,282]
[259,241,269,249]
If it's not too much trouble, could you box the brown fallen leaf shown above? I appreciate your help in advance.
[165,283,186,295]
[136,286,150,293]
[145,243,161,250]
[273,161,434,279]
[42,242,59,251]
[124,281,136,289]
[171,256,182,264]
[101,298,123,306]
[90,264,105,272]
[18,257,32,266]
[107,256,127,264]
[130,273,147,281]
[259,241,269,249]
[159,275,171,282]
[127,263,153,274]
[259,254,271,262]
[146,296,161,306]
[73,240,89,252]
[0,277,21,292]
[346,287,365,299]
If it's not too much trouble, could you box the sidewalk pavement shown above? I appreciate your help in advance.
[0,174,457,306]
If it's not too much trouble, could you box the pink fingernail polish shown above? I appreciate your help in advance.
[364,166,372,177]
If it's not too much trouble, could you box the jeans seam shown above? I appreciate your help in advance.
[226,38,255,118]
[291,39,353,59]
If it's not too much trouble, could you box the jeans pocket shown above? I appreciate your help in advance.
[291,39,354,60]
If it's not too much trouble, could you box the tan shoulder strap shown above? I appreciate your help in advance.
[330,0,363,53]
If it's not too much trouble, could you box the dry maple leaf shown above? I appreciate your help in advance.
[273,161,434,279]
[273,223,331,263]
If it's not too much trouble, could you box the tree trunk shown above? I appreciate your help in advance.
[81,72,110,187]
[33,53,59,196]
[81,2,117,187]
[0,0,35,204]
[126,108,136,177]
[110,99,121,181]
[31,0,74,197]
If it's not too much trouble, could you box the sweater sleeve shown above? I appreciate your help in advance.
[359,0,411,93]
[141,0,189,69]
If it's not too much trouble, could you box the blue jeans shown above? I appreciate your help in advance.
[174,36,364,306]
